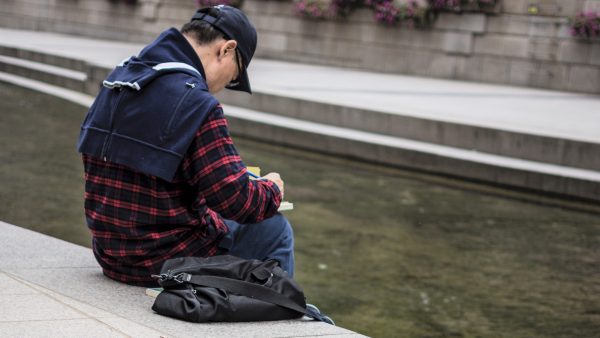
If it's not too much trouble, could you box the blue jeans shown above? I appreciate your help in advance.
[218,213,295,277]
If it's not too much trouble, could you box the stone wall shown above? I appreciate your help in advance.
[0,0,196,42]
[0,0,599,93]
[246,0,600,93]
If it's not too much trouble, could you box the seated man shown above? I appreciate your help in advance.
[77,5,294,286]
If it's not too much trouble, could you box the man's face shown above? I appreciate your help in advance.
[205,39,240,94]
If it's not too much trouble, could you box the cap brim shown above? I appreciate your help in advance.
[226,68,251,94]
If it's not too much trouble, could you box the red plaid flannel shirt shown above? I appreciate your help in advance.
[83,104,282,286]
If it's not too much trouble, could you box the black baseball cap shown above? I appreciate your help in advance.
[191,5,257,94]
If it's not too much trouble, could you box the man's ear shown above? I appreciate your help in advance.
[220,40,238,58]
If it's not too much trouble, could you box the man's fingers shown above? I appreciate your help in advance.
[263,172,284,197]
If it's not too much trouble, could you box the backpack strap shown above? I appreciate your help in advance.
[102,58,204,92]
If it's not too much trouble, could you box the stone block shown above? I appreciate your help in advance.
[371,24,415,47]
[473,34,530,58]
[371,25,447,50]
[35,1,52,19]
[297,20,335,39]
[0,0,18,13]
[262,0,290,16]
[528,16,560,37]
[442,32,473,55]
[255,15,303,34]
[156,7,184,22]
[273,16,304,35]
[528,37,558,61]
[85,9,107,26]
[555,0,585,16]
[429,54,459,78]
[486,14,529,35]
[382,46,409,73]
[455,55,483,81]
[156,6,178,21]
[412,31,447,50]
[328,21,364,42]
[333,39,357,59]
[300,35,324,56]
[363,45,398,72]
[531,62,569,90]
[556,22,575,38]
[140,0,160,21]
[250,13,269,31]
[241,0,260,14]
[558,40,591,64]
[584,0,600,11]
[347,8,377,24]
[556,0,587,16]
[261,32,288,52]
[501,0,528,14]
[433,13,486,33]
[480,56,511,83]
[590,43,600,65]
[568,65,600,92]
[405,50,436,76]
[359,23,377,43]
[285,34,303,53]
[509,59,538,85]
[525,0,583,17]
[80,0,113,12]
[0,13,38,31]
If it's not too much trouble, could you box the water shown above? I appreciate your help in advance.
[1,82,599,337]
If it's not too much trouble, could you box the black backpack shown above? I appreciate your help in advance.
[151,255,333,324]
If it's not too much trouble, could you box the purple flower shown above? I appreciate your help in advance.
[570,10,600,38]
[294,0,338,19]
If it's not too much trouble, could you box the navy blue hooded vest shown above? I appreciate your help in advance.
[77,28,218,182]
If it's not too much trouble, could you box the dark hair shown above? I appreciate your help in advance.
[180,20,225,45]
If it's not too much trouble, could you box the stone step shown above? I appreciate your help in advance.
[223,105,600,201]
[0,71,94,107]
[1,70,597,201]
[4,45,598,173]
[217,89,600,172]
[0,46,111,96]
[0,54,86,92]
[0,45,87,72]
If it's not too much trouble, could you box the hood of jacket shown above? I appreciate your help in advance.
[77,28,219,182]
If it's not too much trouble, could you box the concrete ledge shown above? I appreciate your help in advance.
[223,106,600,202]
[0,45,87,72]
[0,221,365,337]
[0,55,86,92]
[217,89,600,172]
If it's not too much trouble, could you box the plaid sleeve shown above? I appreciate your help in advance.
[180,104,282,224]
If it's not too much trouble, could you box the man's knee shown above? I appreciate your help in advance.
[264,213,293,240]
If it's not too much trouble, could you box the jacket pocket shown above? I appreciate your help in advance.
[161,82,196,141]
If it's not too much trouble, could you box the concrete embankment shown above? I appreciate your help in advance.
[0,221,365,337]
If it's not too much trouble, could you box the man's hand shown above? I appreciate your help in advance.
[263,172,284,198]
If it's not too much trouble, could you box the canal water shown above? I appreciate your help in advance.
[1,82,599,337]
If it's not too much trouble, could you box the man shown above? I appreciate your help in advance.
[77,5,294,286]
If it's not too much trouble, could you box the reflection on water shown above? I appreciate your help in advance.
[1,83,599,338]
